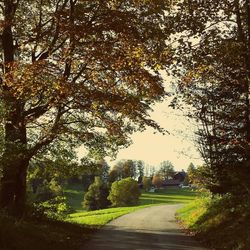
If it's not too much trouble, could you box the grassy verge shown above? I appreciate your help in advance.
[176,194,250,249]
[66,205,151,226]
[66,186,198,227]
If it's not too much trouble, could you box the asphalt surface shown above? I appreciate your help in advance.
[83,204,209,250]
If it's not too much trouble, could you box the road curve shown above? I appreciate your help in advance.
[83,204,208,250]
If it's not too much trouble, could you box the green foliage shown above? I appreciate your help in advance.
[0,0,169,214]
[109,160,145,183]
[108,177,141,207]
[169,0,250,195]
[34,196,71,220]
[177,193,250,250]
[82,177,110,211]
[28,178,71,220]
[109,160,137,181]
[32,179,63,202]
[158,160,175,179]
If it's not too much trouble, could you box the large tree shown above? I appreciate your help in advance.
[168,0,250,195]
[109,159,137,181]
[158,160,175,180]
[0,0,171,214]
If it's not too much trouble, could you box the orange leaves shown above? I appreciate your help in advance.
[3,60,72,104]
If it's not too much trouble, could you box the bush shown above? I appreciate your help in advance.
[108,177,141,207]
[82,176,110,211]
[33,196,71,220]
[34,179,63,202]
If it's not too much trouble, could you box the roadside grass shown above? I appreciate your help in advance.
[176,197,208,229]
[176,194,250,249]
[66,206,151,226]
[66,186,198,227]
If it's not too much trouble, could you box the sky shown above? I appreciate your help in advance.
[77,76,204,171]
[105,99,204,171]
[105,76,204,171]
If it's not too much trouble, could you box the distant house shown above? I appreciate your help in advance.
[173,171,186,182]
[162,179,182,187]
[162,170,186,187]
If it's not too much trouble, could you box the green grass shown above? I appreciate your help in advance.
[63,183,84,212]
[176,194,250,249]
[66,186,198,227]
[176,197,208,228]
[67,206,151,226]
[139,188,197,206]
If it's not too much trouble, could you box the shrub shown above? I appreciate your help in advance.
[34,179,63,202]
[108,177,141,207]
[82,176,110,211]
[33,196,71,220]
[26,178,70,220]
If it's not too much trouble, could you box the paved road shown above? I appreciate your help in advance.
[83,204,208,250]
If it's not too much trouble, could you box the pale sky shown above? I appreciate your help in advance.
[105,98,204,171]
[77,75,204,171]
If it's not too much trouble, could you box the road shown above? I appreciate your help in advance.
[83,204,208,250]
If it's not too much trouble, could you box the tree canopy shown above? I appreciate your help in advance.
[0,0,171,214]
[158,160,175,180]
[168,0,250,195]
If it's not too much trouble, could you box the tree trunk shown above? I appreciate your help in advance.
[0,0,30,216]
[0,157,29,216]
[0,100,29,216]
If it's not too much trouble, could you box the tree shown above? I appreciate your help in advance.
[168,0,250,195]
[109,168,119,184]
[186,163,196,185]
[158,161,175,180]
[82,176,110,211]
[0,0,170,214]
[108,177,140,207]
[142,176,152,191]
[77,158,110,190]
[136,160,145,180]
[152,174,162,188]
[109,159,137,181]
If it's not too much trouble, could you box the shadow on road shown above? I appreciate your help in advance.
[84,226,207,250]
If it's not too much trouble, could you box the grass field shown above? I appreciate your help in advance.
[64,184,198,227]
[63,183,85,212]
